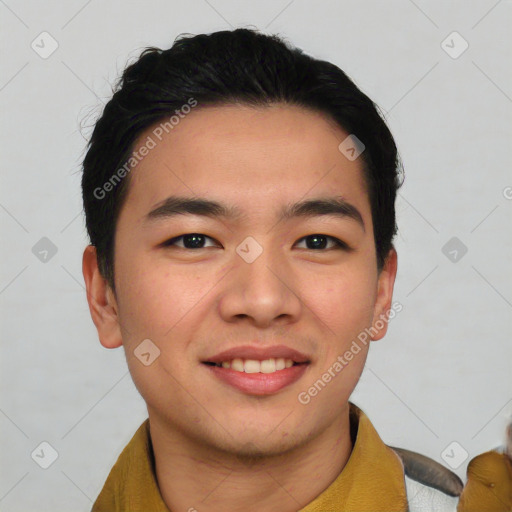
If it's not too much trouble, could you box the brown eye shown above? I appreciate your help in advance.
[295,235,349,251]
[163,233,219,249]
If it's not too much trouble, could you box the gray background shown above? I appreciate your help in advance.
[1,1,511,510]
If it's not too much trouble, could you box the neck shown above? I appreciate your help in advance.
[149,404,353,512]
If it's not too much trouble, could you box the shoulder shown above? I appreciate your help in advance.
[389,446,463,512]
[92,419,163,512]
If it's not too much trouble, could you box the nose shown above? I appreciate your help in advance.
[218,243,302,329]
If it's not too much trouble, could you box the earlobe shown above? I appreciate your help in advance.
[370,248,398,342]
[82,245,123,349]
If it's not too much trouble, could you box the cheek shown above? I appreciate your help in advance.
[115,252,211,339]
[296,270,374,413]
[115,256,209,407]
[303,266,377,346]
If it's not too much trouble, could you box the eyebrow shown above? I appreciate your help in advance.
[145,195,365,231]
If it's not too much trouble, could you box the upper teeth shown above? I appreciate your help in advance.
[216,358,294,373]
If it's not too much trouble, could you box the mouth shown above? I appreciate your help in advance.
[201,346,311,395]
[202,357,305,374]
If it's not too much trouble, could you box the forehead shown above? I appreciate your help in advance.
[120,104,369,220]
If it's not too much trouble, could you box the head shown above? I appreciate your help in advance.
[82,28,402,457]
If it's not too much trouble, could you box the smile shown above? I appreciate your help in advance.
[204,357,297,374]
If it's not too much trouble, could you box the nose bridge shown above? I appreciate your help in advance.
[219,235,302,326]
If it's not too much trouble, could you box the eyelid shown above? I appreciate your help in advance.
[161,233,351,251]
[161,234,219,248]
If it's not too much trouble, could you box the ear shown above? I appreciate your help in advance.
[82,245,123,349]
[370,247,398,342]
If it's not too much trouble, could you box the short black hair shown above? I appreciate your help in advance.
[81,28,403,291]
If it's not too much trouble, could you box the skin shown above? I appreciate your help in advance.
[83,104,398,512]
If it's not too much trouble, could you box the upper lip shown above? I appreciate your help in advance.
[203,345,310,364]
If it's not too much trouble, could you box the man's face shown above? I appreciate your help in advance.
[94,104,396,456]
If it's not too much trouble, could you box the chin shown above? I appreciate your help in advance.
[215,434,306,461]
[200,418,317,461]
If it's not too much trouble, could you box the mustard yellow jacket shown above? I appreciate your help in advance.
[91,403,512,512]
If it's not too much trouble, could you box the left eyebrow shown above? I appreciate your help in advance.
[144,195,365,231]
[279,197,365,231]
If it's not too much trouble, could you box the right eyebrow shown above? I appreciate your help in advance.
[144,196,244,223]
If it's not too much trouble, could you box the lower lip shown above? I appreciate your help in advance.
[203,363,309,395]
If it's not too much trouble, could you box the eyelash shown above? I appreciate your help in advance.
[162,233,350,251]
